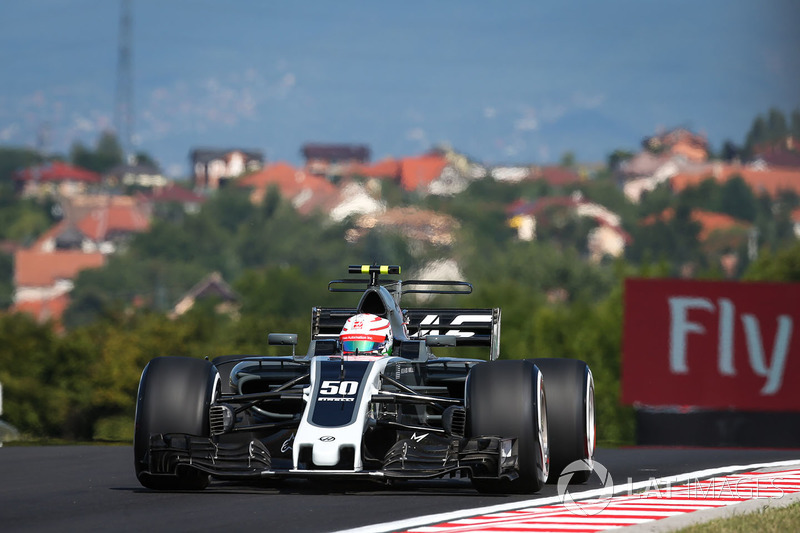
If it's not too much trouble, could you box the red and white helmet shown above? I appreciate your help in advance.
[340,313,393,356]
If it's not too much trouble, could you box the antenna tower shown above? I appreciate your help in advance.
[114,0,134,161]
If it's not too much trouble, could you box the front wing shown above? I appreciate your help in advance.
[141,432,519,483]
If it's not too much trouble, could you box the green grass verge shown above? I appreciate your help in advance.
[676,501,800,532]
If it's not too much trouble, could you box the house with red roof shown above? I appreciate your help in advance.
[351,147,484,196]
[74,203,150,253]
[398,152,472,195]
[33,196,151,255]
[10,194,152,325]
[11,249,105,325]
[13,161,101,198]
[670,163,800,198]
[237,161,340,215]
[350,157,402,180]
[237,161,385,221]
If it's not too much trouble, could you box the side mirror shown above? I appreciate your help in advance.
[425,335,457,347]
[268,333,298,346]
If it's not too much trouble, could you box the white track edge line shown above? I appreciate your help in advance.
[332,458,800,533]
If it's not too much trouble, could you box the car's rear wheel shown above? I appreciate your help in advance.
[532,358,594,484]
[466,359,549,493]
[134,356,219,490]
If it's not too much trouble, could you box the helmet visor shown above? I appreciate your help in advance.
[342,339,385,354]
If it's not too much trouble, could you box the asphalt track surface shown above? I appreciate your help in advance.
[1,446,799,533]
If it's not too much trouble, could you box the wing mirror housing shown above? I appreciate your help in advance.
[268,333,297,346]
[268,333,298,358]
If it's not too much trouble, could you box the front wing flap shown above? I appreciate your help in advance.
[141,433,518,483]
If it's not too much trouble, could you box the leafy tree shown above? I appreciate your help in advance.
[200,187,255,234]
[636,182,674,218]
[744,114,768,155]
[0,252,12,308]
[0,188,53,243]
[678,177,722,212]
[560,151,577,168]
[627,198,704,273]
[607,149,633,171]
[0,146,43,183]
[0,314,63,436]
[133,151,159,169]
[580,174,635,220]
[720,139,742,162]
[744,108,793,157]
[791,108,800,138]
[766,107,788,142]
[719,175,757,222]
[742,242,800,282]
[69,131,124,173]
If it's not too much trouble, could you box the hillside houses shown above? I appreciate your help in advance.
[11,249,105,325]
[5,121,800,329]
[643,128,710,162]
[642,208,752,242]
[191,148,264,192]
[617,127,800,203]
[106,162,167,189]
[236,161,343,215]
[10,194,153,325]
[642,208,754,276]
[301,143,370,178]
[13,161,102,198]
[507,194,632,262]
[142,182,206,215]
[670,163,800,199]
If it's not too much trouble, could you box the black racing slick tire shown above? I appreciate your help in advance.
[134,356,220,490]
[466,360,549,494]
[532,358,595,485]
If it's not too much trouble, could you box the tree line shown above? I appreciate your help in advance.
[0,107,798,444]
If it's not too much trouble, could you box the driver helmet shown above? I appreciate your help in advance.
[340,313,393,356]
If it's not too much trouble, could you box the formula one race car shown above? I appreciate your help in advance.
[134,265,595,493]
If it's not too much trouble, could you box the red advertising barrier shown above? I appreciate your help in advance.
[622,278,800,411]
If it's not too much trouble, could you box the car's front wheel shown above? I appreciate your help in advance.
[466,359,549,493]
[133,356,219,490]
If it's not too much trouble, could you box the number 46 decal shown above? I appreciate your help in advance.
[319,380,359,395]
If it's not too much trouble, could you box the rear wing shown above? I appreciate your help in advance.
[311,306,501,360]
